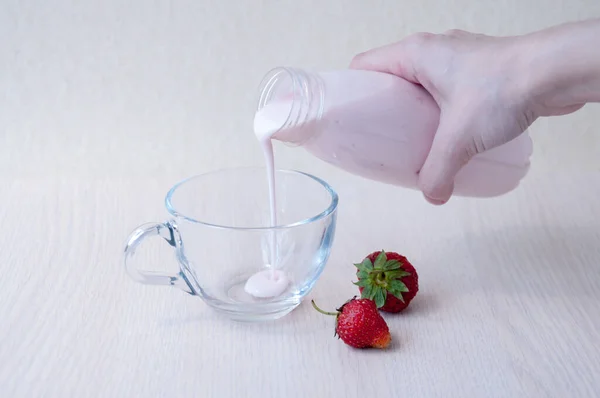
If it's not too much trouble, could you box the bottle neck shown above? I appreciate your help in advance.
[256,67,325,145]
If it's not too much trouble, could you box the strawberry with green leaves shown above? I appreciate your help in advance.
[354,250,418,313]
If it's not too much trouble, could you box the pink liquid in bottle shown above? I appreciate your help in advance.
[254,68,532,198]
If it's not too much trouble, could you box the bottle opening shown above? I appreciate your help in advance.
[255,67,324,146]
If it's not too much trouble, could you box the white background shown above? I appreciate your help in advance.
[2,1,600,397]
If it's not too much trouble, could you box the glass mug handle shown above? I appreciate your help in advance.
[123,221,193,294]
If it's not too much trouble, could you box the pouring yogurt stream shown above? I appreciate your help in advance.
[243,68,533,299]
[242,112,289,299]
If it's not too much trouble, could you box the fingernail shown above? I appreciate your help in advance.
[423,194,448,205]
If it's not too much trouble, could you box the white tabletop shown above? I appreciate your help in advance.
[2,1,600,397]
[2,171,600,397]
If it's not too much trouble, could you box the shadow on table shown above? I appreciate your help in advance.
[159,299,339,339]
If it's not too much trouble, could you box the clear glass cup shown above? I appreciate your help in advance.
[123,167,338,321]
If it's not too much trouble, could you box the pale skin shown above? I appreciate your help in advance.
[350,18,600,204]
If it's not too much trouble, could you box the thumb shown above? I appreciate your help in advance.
[349,37,426,84]
[418,116,474,205]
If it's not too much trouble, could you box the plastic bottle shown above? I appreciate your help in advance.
[254,67,533,198]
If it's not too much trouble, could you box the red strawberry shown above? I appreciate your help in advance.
[311,297,391,349]
[354,250,418,313]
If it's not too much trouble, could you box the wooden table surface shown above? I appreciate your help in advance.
[2,172,600,398]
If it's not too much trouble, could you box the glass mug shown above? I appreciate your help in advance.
[123,167,338,321]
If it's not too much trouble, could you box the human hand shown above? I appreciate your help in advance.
[350,30,582,204]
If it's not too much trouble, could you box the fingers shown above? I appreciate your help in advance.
[544,103,585,116]
[444,29,470,37]
[349,33,434,84]
[417,115,474,205]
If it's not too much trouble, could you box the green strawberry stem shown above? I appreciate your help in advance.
[311,300,338,316]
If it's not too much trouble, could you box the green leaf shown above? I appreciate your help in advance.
[353,279,370,287]
[373,251,387,270]
[386,270,411,279]
[368,285,379,301]
[353,263,364,272]
[361,284,374,300]
[356,270,369,280]
[383,260,401,271]
[374,288,386,308]
[389,280,409,293]
[355,258,374,272]
[391,290,405,303]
